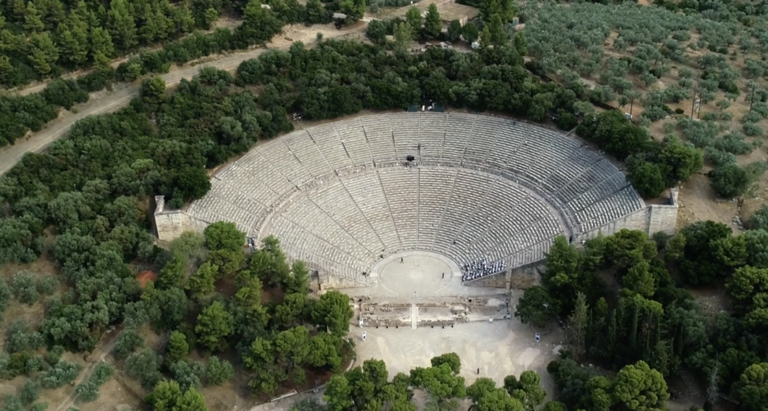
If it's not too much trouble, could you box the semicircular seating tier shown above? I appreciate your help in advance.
[187,112,645,282]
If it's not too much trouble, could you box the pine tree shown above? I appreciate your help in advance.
[172,2,195,34]
[423,4,442,40]
[57,28,80,67]
[568,292,589,357]
[93,51,113,76]
[178,388,206,411]
[166,331,189,364]
[488,13,506,45]
[186,261,217,298]
[57,14,89,67]
[393,22,411,55]
[147,380,183,410]
[462,21,478,43]
[195,301,234,352]
[500,0,516,22]
[107,0,137,51]
[68,10,90,64]
[705,360,719,407]
[90,26,115,58]
[351,0,365,20]
[513,31,527,55]
[24,1,45,32]
[43,0,66,30]
[305,0,325,24]
[139,3,158,43]
[0,55,14,84]
[12,0,27,22]
[156,6,172,41]
[71,0,91,24]
[405,6,422,39]
[607,310,617,357]
[28,32,59,74]
[479,25,491,49]
[629,303,639,350]
[481,0,502,22]
[203,7,218,30]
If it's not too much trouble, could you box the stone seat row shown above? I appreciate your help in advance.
[186,113,644,282]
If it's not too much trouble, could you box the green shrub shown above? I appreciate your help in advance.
[555,110,578,130]
[7,352,32,378]
[1,394,22,411]
[206,356,234,386]
[715,132,753,155]
[19,380,39,406]
[709,163,749,198]
[39,361,81,389]
[29,403,48,411]
[751,102,768,117]
[45,346,65,366]
[90,363,116,386]
[0,354,10,380]
[36,277,58,296]
[5,321,44,354]
[642,106,668,122]
[113,328,144,360]
[743,122,763,137]
[627,160,666,198]
[41,80,89,110]
[748,205,768,230]
[74,381,99,403]
[125,349,162,389]
[170,360,205,391]
[0,282,11,321]
[25,357,44,374]
[704,147,736,166]
[741,111,762,123]
[11,272,40,305]
[678,117,719,148]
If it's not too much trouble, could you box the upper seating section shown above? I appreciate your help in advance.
[186,112,645,282]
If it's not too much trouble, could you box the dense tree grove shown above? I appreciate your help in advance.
[317,355,566,411]
[577,110,703,198]
[0,0,206,89]
[130,227,353,408]
[0,0,337,147]
[535,225,768,411]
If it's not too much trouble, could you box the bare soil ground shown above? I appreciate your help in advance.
[371,0,478,22]
[0,256,61,334]
[582,32,768,232]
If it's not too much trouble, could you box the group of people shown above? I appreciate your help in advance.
[460,259,506,282]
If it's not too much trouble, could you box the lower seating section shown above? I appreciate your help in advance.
[186,112,645,283]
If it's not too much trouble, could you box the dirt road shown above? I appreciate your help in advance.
[0,23,366,176]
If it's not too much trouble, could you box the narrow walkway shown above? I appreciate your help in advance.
[0,25,367,176]
[411,304,418,329]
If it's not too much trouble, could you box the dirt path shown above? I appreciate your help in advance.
[4,18,245,97]
[52,328,124,411]
[0,23,366,177]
